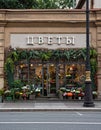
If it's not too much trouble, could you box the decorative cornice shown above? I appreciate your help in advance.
[0,9,100,26]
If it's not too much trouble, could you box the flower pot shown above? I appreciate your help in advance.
[29,94,35,100]
[6,96,12,101]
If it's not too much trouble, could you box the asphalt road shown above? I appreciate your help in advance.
[0,111,101,130]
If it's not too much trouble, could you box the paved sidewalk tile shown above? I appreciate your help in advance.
[0,101,101,111]
[34,102,66,109]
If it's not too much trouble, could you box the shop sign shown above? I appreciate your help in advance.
[11,34,89,49]
[27,36,75,45]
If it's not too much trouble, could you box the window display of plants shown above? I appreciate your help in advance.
[4,47,98,100]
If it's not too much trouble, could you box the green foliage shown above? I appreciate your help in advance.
[32,50,40,59]
[11,79,24,89]
[0,0,75,9]
[52,50,61,60]
[0,0,38,9]
[90,49,98,90]
[0,89,4,96]
[36,0,58,9]
[38,50,52,60]
[51,48,86,61]
[4,58,14,88]
[19,50,28,59]
[19,0,38,9]
[57,0,76,9]
[90,48,97,58]
[9,50,19,62]
[5,48,96,63]
[0,0,22,9]
[5,48,98,90]
[4,56,16,88]
[5,57,14,73]
[36,0,76,9]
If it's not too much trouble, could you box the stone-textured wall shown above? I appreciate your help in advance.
[0,27,4,89]
[97,26,101,98]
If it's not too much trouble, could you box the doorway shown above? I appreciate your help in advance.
[42,63,56,96]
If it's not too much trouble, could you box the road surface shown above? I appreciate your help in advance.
[0,111,101,130]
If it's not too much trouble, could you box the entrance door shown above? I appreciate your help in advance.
[48,64,56,94]
[42,63,56,96]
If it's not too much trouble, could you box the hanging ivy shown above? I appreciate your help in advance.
[4,57,14,88]
[38,50,52,61]
[5,48,87,62]
[19,50,28,59]
[9,50,19,62]
[90,48,98,90]
[5,57,14,73]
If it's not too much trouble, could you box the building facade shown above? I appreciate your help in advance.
[0,9,101,98]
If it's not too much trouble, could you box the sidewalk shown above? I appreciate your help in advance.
[0,100,101,111]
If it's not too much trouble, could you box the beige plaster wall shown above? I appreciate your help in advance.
[97,25,101,98]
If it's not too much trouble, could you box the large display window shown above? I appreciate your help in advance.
[4,48,97,99]
[14,61,85,96]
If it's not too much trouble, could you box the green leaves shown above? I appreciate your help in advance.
[4,57,14,88]
[52,50,61,60]
[38,50,52,60]
[19,50,28,59]
[0,0,38,9]
[0,0,22,9]
[36,0,75,9]
[5,48,96,62]
[9,50,19,62]
[0,0,75,9]
[5,57,14,73]
[90,48,97,58]
[36,0,59,9]
[11,79,24,89]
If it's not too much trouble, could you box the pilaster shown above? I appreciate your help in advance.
[97,26,101,98]
[0,27,5,89]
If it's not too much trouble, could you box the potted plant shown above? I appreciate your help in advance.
[29,89,36,100]
[92,91,98,99]
[4,90,12,101]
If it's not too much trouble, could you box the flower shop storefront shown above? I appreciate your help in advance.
[0,9,100,100]
[5,32,97,100]
[10,50,85,95]
[5,46,97,100]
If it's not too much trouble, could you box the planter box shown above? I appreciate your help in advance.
[6,96,12,101]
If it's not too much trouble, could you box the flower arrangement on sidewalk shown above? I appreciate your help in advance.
[58,87,97,100]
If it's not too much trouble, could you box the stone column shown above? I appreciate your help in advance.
[96,25,101,98]
[0,26,5,89]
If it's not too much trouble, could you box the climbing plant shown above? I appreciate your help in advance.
[4,57,14,88]
[90,48,98,90]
